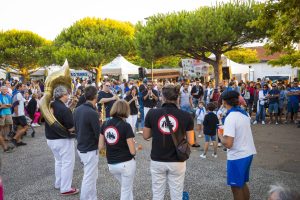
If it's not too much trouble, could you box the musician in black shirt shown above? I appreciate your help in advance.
[98,81,118,120]
[45,86,79,196]
[143,84,195,200]
[99,100,136,200]
[74,86,100,200]
[142,81,158,119]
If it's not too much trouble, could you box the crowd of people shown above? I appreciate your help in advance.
[0,75,299,200]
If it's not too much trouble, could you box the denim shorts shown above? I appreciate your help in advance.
[181,105,192,113]
[227,155,253,188]
[287,102,299,113]
[204,134,216,142]
[268,103,279,113]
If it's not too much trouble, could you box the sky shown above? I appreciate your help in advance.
[0,0,234,40]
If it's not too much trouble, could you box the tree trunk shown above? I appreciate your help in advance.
[213,54,223,87]
[20,68,30,82]
[95,65,102,85]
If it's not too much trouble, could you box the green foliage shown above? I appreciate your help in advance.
[127,54,181,69]
[268,51,300,68]
[225,48,259,63]
[135,1,265,84]
[251,0,300,68]
[251,0,300,53]
[54,17,135,69]
[0,30,49,70]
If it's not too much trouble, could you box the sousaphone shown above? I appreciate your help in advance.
[39,60,72,138]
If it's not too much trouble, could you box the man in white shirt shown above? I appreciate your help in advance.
[11,83,29,147]
[218,90,256,200]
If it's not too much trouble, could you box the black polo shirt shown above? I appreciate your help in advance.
[45,100,74,140]
[142,89,158,108]
[124,94,138,115]
[191,85,204,99]
[145,103,194,162]
[74,102,101,152]
[100,117,135,164]
[97,91,115,118]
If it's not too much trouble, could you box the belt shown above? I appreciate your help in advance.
[79,150,98,155]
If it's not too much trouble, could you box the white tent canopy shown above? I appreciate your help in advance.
[225,59,249,74]
[102,55,140,80]
[208,54,249,75]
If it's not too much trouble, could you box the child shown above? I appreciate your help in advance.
[195,101,206,138]
[200,102,219,158]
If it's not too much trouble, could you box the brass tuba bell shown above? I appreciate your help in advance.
[39,60,73,137]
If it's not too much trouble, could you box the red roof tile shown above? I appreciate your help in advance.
[248,46,284,61]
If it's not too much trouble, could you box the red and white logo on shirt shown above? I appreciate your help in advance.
[158,114,179,135]
[104,126,119,145]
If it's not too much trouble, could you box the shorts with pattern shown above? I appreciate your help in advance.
[0,115,13,126]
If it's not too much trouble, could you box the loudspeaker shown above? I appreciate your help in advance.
[139,67,146,79]
[222,67,230,80]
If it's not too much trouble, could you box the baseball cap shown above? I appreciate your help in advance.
[221,90,239,100]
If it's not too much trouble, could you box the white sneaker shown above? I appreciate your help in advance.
[262,121,265,125]
[212,154,218,158]
[200,154,206,159]
[198,135,202,138]
[31,123,38,127]
[35,123,41,127]
[209,142,213,146]
[275,122,278,125]
[218,143,222,147]
[253,121,257,125]
[137,131,143,134]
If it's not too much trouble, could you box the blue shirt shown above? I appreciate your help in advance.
[0,94,12,116]
[268,89,280,104]
[288,87,300,103]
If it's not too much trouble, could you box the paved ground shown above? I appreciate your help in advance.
[1,123,300,200]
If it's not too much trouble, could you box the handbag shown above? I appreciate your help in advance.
[163,110,191,162]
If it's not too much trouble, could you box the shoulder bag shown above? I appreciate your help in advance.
[163,110,191,161]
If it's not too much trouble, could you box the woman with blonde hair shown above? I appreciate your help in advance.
[99,100,136,200]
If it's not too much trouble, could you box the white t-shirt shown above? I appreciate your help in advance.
[12,93,26,117]
[223,112,257,160]
[7,88,12,95]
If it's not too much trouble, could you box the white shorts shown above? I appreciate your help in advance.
[197,119,204,125]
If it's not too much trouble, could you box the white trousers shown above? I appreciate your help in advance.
[126,115,138,133]
[108,159,136,200]
[150,160,186,200]
[47,139,75,193]
[78,150,99,200]
[144,107,152,121]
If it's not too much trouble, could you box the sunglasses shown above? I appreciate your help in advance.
[105,85,110,87]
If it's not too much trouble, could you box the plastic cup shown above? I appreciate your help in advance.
[218,125,224,135]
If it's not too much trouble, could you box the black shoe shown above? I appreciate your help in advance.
[192,144,200,148]
[223,148,227,152]
[31,131,35,138]
[11,139,18,147]
[17,141,27,146]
